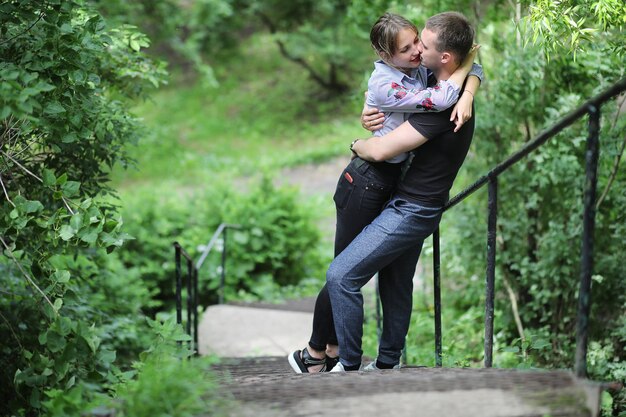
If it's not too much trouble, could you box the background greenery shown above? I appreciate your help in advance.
[1,0,624,416]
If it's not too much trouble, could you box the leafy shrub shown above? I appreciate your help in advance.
[0,1,166,414]
[441,26,625,415]
[42,317,230,417]
[115,176,326,308]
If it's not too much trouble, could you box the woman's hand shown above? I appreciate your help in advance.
[361,91,385,131]
[460,44,480,71]
[450,91,473,132]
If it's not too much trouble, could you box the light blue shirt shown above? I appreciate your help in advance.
[366,61,484,163]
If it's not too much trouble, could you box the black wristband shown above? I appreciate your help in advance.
[350,139,360,154]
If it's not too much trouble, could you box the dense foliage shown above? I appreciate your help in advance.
[441,1,625,412]
[0,0,186,414]
[116,177,325,309]
[1,0,624,415]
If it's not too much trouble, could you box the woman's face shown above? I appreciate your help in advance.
[388,27,421,70]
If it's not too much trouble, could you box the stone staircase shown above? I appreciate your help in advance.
[198,301,604,417]
[212,356,602,417]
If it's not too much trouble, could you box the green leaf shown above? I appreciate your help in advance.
[65,376,76,390]
[83,334,97,354]
[55,361,69,379]
[70,213,83,231]
[29,389,40,408]
[0,106,11,119]
[502,346,520,353]
[53,298,63,312]
[530,339,551,350]
[46,331,66,352]
[22,200,44,213]
[61,181,80,197]
[100,232,123,247]
[80,198,93,209]
[42,169,56,186]
[53,270,70,283]
[44,101,65,114]
[42,303,56,320]
[62,132,78,143]
[78,229,98,244]
[35,81,55,92]
[59,225,75,241]
[98,349,116,366]
[57,317,73,336]
[56,173,68,185]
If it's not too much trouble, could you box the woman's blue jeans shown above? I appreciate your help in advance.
[326,196,443,367]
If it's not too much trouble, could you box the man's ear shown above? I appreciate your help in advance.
[440,51,452,64]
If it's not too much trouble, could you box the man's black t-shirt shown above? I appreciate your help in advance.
[397,105,475,207]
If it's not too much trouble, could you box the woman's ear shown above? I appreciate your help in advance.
[377,50,391,63]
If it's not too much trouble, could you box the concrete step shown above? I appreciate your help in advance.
[212,357,602,417]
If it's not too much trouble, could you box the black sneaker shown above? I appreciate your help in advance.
[288,348,327,373]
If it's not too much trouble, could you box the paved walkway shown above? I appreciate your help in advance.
[198,303,314,357]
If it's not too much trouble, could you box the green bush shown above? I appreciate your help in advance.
[441,24,625,414]
[115,176,326,308]
[0,1,166,414]
[42,317,230,417]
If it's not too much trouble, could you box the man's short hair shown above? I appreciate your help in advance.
[425,12,474,64]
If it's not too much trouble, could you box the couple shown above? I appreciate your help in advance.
[289,11,483,373]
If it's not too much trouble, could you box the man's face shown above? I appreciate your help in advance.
[387,27,421,70]
[417,28,442,71]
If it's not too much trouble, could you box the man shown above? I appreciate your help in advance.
[327,11,480,372]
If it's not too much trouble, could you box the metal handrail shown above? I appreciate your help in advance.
[195,223,241,304]
[173,242,197,350]
[429,77,626,376]
[173,223,241,353]
[443,78,626,212]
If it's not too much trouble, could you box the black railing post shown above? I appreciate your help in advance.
[186,258,193,340]
[219,228,227,304]
[193,267,199,353]
[484,177,498,367]
[174,224,241,357]
[575,105,600,378]
[174,243,183,326]
[433,227,442,367]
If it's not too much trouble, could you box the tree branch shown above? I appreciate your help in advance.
[0,310,24,351]
[1,149,40,182]
[257,12,347,92]
[0,236,57,317]
[0,173,15,207]
[1,150,75,215]
[596,94,626,210]
[497,227,526,352]
[0,1,48,46]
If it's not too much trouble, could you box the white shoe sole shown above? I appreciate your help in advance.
[287,351,304,373]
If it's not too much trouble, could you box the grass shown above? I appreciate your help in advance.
[112,33,368,192]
